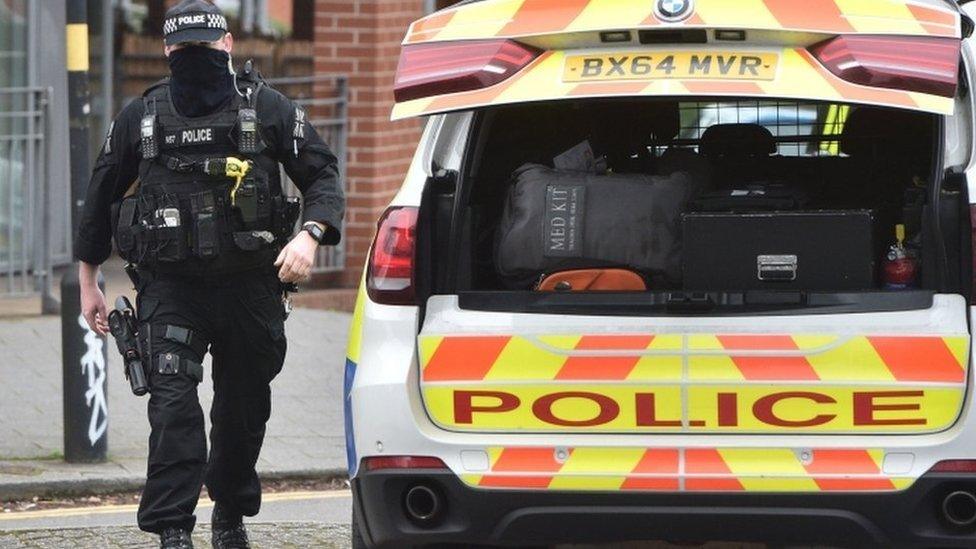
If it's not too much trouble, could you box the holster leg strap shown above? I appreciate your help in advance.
[155,353,205,383]
[162,324,209,358]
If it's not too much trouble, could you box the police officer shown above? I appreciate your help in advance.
[74,1,344,547]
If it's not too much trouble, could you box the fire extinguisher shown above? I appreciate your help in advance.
[883,224,918,290]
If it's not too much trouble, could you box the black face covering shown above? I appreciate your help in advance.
[167,46,236,118]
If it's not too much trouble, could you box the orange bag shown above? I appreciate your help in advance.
[536,269,647,292]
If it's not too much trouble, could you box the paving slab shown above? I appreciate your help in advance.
[0,304,351,500]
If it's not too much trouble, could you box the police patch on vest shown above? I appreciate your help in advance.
[168,128,217,147]
[544,185,584,258]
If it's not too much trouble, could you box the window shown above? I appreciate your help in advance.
[676,100,852,157]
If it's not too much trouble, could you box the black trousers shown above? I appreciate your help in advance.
[134,269,287,534]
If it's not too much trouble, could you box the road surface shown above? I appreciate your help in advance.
[0,491,774,548]
[0,491,352,547]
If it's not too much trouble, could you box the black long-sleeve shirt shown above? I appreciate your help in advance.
[74,82,345,265]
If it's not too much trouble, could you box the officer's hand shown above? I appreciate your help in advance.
[80,283,110,336]
[275,232,317,284]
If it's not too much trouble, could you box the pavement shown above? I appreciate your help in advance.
[0,258,352,501]
[0,523,353,548]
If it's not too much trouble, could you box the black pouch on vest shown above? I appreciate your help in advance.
[234,170,271,231]
[272,195,301,242]
[190,191,218,259]
[112,196,141,262]
[150,195,188,263]
[153,225,188,263]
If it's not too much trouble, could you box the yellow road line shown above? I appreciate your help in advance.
[0,490,351,521]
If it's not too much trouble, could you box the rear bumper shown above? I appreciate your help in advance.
[353,469,976,548]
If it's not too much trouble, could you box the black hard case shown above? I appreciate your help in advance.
[682,210,877,291]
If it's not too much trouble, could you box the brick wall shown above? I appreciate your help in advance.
[314,1,426,286]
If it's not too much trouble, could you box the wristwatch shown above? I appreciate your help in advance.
[302,222,326,244]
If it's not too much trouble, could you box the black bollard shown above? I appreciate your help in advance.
[62,0,104,464]
[61,268,108,463]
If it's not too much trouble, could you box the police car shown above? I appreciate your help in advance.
[345,1,976,547]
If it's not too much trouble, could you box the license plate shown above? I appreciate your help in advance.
[563,52,779,82]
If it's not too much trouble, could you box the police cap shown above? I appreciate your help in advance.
[163,0,228,47]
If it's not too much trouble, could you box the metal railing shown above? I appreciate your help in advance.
[0,86,56,305]
[266,74,348,274]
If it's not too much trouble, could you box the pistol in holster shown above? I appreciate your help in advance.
[108,296,150,396]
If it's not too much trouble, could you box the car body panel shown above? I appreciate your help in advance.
[344,295,976,493]
[403,0,961,46]
[346,5,976,547]
[418,296,970,436]
[392,45,956,120]
[392,0,962,120]
[459,446,913,493]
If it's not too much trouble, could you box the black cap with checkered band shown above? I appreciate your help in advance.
[163,0,228,47]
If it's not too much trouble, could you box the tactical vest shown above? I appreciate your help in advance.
[114,79,300,276]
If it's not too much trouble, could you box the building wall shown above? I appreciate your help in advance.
[314,0,426,286]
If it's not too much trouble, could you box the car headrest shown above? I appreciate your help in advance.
[586,100,680,145]
[699,124,776,157]
[840,108,933,157]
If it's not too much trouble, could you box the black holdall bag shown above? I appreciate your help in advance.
[495,163,702,287]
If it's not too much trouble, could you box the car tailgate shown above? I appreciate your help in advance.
[393,0,962,119]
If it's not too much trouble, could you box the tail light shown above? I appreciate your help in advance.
[367,207,419,305]
[395,39,542,102]
[809,35,960,98]
[363,456,448,471]
[930,460,976,473]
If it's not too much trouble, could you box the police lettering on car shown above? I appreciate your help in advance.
[74,1,344,548]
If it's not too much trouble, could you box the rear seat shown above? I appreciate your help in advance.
[656,147,713,188]
[699,123,777,187]
[584,100,681,174]
[838,107,933,206]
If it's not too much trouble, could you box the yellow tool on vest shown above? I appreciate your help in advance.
[224,157,251,206]
[202,157,252,205]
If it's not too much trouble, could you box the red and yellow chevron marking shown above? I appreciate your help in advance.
[420,333,969,384]
[461,446,914,492]
[392,45,956,120]
[418,332,969,433]
[405,0,960,45]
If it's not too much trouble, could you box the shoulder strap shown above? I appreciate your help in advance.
[141,79,168,116]
[142,78,169,98]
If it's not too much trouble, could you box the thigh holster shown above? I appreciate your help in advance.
[155,352,205,383]
[150,323,209,384]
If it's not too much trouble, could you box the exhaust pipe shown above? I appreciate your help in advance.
[404,484,443,525]
[942,491,976,527]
